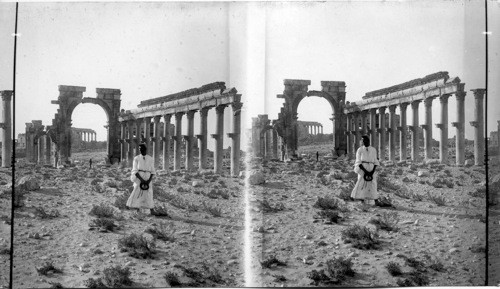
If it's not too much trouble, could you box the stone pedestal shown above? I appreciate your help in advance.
[451,92,466,165]
[378,107,387,161]
[174,112,184,171]
[437,94,450,164]
[388,105,397,162]
[470,89,485,166]
[152,116,161,168]
[196,108,209,170]
[162,114,172,171]
[1,91,12,167]
[422,97,434,160]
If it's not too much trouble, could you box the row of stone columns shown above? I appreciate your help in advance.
[306,124,323,135]
[345,89,485,165]
[120,102,242,176]
[1,91,12,167]
[35,134,53,165]
[79,131,96,142]
[260,129,279,159]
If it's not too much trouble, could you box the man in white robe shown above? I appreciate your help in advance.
[351,135,380,205]
[126,144,156,215]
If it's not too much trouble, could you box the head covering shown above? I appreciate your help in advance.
[139,143,147,149]
[362,135,370,142]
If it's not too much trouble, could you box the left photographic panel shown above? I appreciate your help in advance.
[12,2,247,288]
[0,2,15,289]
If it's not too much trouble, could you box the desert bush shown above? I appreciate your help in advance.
[145,222,176,242]
[273,275,287,282]
[386,261,403,276]
[409,191,424,201]
[118,179,134,190]
[48,282,64,288]
[84,278,106,288]
[36,261,63,276]
[101,265,133,287]
[186,202,199,212]
[396,278,413,287]
[89,203,115,218]
[150,205,170,217]
[426,192,446,206]
[406,270,430,286]
[164,272,182,287]
[261,199,285,213]
[325,257,355,282]
[317,210,341,223]
[468,187,486,198]
[378,176,401,192]
[118,233,156,259]
[313,196,345,211]
[375,195,395,207]
[89,218,117,232]
[369,212,399,231]
[403,256,426,272]
[260,255,287,268]
[170,196,189,209]
[103,180,118,188]
[341,224,380,250]
[202,201,222,217]
[337,187,353,201]
[34,206,60,219]
[207,189,219,199]
[91,184,104,194]
[114,192,131,210]
[307,270,330,285]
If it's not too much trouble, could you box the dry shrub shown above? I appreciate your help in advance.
[89,218,117,232]
[89,203,115,218]
[261,199,285,213]
[164,272,182,287]
[313,196,346,211]
[386,261,403,276]
[36,261,63,276]
[145,222,176,242]
[118,233,156,259]
[307,257,355,285]
[84,265,132,288]
[317,210,341,223]
[202,201,222,217]
[260,255,287,268]
[426,192,446,206]
[114,191,131,210]
[34,206,60,219]
[369,211,399,231]
[341,224,380,250]
[150,205,170,217]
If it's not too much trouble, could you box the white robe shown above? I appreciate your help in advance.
[351,145,380,200]
[126,154,156,209]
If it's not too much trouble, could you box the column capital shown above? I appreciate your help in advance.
[411,100,421,109]
[470,121,479,128]
[439,94,451,103]
[1,91,13,101]
[360,110,368,116]
[388,105,397,113]
[164,114,172,122]
[195,134,204,140]
[435,123,444,129]
[227,132,239,139]
[455,91,466,102]
[210,134,219,139]
[144,116,152,121]
[451,122,460,128]
[424,97,434,107]
[186,110,196,118]
[231,101,243,111]
[215,105,227,114]
[153,115,162,122]
[378,106,386,113]
[174,112,185,120]
[420,124,428,129]
[471,88,486,99]
[399,103,408,110]
[369,107,378,114]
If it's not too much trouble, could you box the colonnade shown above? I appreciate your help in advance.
[78,131,96,142]
[345,89,486,165]
[120,102,242,176]
[305,123,323,135]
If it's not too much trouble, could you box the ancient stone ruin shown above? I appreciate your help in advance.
[0,90,12,168]
[118,82,243,176]
[344,71,484,165]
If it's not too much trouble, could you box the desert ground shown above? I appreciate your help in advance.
[247,144,487,287]
[488,156,500,286]
[1,143,496,287]
[0,167,12,288]
[10,150,246,288]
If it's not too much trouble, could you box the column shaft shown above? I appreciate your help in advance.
[174,112,183,170]
[229,102,242,176]
[437,95,450,164]
[120,122,126,162]
[144,117,152,152]
[453,93,466,165]
[127,120,134,165]
[38,136,45,164]
[354,112,361,150]
[411,101,421,162]
[45,135,51,165]
[213,105,225,174]
[378,107,387,161]
[152,116,161,169]
[388,105,397,162]
[162,114,172,171]
[346,114,352,158]
[197,108,209,170]
[185,111,195,171]
[399,103,408,161]
[471,89,485,165]
[272,129,278,159]
[423,97,434,160]
[361,111,367,135]
[369,109,378,155]
[1,92,12,167]
[135,119,141,155]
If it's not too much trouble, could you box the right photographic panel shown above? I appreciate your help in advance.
[246,1,493,286]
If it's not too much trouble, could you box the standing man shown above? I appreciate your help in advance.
[126,143,156,215]
[316,151,319,162]
[351,135,379,206]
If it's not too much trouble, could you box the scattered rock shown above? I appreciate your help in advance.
[417,170,429,177]
[16,176,41,191]
[192,180,203,187]
[248,171,265,185]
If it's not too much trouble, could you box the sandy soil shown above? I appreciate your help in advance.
[248,144,486,287]
[11,151,246,288]
[488,158,500,286]
[0,167,12,288]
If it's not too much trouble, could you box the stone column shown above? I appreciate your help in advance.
[162,114,172,171]
[196,108,209,170]
[152,115,161,168]
[184,111,195,171]
[361,111,368,135]
[227,102,242,176]
[265,130,272,158]
[127,120,134,164]
[173,112,184,171]
[421,97,434,160]
[398,103,408,162]
[388,105,397,162]
[498,120,500,158]
[272,129,278,159]
[346,113,352,158]
[212,105,226,174]
[135,118,142,155]
[378,107,387,161]
[38,135,45,164]
[369,108,378,154]
[436,94,450,164]
[45,135,52,165]
[470,89,485,166]
[354,112,361,149]
[451,92,466,165]
[120,122,126,162]
[143,117,152,153]
[0,91,12,167]
[410,101,421,162]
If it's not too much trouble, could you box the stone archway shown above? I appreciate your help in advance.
[50,85,121,165]
[274,80,347,157]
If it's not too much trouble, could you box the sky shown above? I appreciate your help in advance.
[1,1,499,150]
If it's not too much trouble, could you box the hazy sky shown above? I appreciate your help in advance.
[1,1,499,149]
